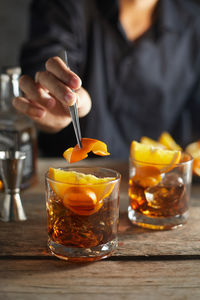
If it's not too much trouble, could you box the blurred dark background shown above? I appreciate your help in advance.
[0,0,31,70]
[0,0,200,71]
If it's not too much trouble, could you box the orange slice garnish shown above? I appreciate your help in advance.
[185,140,200,158]
[130,141,181,171]
[192,158,200,176]
[130,141,181,187]
[140,136,166,149]
[0,180,3,190]
[63,138,110,163]
[48,168,116,215]
[158,132,182,151]
[185,141,200,176]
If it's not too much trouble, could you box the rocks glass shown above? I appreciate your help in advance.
[45,167,121,262]
[128,153,193,230]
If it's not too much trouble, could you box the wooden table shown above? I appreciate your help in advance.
[1,158,200,300]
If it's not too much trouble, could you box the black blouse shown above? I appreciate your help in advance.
[20,0,200,159]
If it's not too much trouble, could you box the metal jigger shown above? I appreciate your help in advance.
[0,151,26,222]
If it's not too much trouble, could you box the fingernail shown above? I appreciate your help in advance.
[40,89,52,99]
[70,76,82,89]
[13,98,28,112]
[64,92,75,104]
[46,98,55,109]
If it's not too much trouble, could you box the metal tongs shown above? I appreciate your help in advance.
[61,50,82,148]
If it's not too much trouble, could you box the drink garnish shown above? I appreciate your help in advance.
[140,132,182,151]
[63,138,110,163]
[131,141,181,169]
[158,132,182,151]
[130,141,181,187]
[185,140,200,176]
[140,131,199,176]
[140,136,166,149]
[48,167,116,215]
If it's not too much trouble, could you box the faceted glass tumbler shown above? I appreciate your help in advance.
[45,167,121,262]
[128,153,193,230]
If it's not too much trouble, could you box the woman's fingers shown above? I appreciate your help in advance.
[35,70,76,106]
[45,56,82,90]
[13,96,72,132]
[19,57,82,110]
[13,96,46,119]
[13,56,91,133]
[19,75,55,109]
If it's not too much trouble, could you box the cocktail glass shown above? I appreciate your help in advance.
[45,166,121,262]
[128,153,193,230]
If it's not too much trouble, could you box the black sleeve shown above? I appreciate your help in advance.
[189,19,200,141]
[20,0,87,77]
[189,76,200,141]
[20,0,90,157]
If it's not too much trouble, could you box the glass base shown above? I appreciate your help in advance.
[128,206,189,230]
[48,238,118,262]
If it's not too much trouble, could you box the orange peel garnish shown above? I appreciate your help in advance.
[63,138,110,163]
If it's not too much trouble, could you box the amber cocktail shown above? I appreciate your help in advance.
[45,167,121,262]
[128,142,193,230]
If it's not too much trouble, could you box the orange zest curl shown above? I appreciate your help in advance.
[63,138,110,163]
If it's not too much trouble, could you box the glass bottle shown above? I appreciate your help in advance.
[0,67,37,188]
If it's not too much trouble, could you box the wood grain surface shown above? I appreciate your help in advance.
[1,158,200,299]
[1,193,200,258]
[1,259,200,300]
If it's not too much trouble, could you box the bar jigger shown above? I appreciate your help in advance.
[0,151,26,222]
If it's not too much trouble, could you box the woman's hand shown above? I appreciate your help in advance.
[13,56,91,133]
